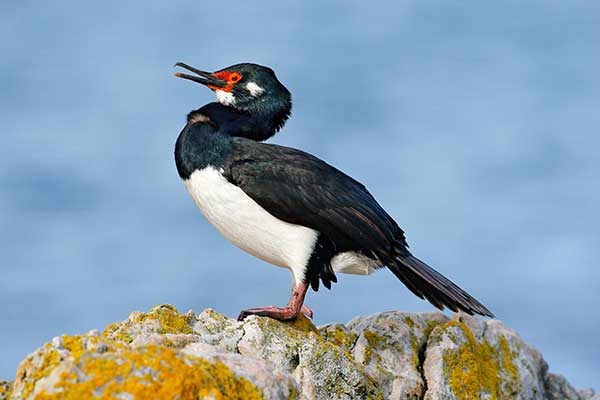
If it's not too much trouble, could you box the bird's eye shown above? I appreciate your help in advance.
[230,74,241,82]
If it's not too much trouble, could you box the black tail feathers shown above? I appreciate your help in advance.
[382,251,494,317]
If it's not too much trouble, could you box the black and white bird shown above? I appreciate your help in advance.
[173,62,493,321]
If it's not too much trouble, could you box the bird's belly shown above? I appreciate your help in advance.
[183,167,318,278]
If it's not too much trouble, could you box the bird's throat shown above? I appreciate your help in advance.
[189,101,290,142]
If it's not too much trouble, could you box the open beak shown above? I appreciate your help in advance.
[173,62,226,89]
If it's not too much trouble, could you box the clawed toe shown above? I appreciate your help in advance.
[238,282,311,322]
[237,310,252,321]
[237,306,299,322]
[300,304,313,319]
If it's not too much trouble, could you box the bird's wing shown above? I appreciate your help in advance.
[224,140,408,254]
[223,140,494,317]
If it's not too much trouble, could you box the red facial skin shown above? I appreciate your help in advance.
[209,71,242,92]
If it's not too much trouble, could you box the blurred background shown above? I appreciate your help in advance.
[1,0,598,389]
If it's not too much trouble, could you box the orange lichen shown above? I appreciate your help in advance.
[19,343,63,399]
[34,340,261,400]
[16,307,262,400]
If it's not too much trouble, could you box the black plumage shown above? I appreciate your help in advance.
[224,138,492,316]
[174,62,494,320]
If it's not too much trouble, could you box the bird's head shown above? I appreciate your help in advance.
[174,62,291,122]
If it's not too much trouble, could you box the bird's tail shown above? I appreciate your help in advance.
[381,251,494,317]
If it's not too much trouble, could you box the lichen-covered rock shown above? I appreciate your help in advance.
[332,312,449,399]
[3,304,596,400]
[0,381,12,400]
[236,315,381,399]
[423,316,547,400]
[9,305,273,400]
[10,331,262,399]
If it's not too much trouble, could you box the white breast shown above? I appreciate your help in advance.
[183,167,318,284]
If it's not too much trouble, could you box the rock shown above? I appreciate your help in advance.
[327,311,449,399]
[578,388,600,400]
[545,373,600,400]
[423,317,546,400]
[0,381,12,400]
[2,304,596,399]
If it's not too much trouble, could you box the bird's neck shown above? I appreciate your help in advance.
[187,101,290,142]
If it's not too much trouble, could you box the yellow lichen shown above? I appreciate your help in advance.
[304,337,382,400]
[321,325,357,352]
[102,321,133,343]
[363,329,384,363]
[133,304,194,335]
[15,305,397,400]
[441,321,521,400]
[410,319,444,370]
[409,334,420,369]
[15,308,265,400]
[286,314,319,335]
[250,315,381,398]
[0,381,12,399]
[33,342,262,400]
[443,321,498,400]
[102,304,195,344]
[403,316,415,328]
[498,336,521,395]
[250,313,321,347]
[20,343,63,399]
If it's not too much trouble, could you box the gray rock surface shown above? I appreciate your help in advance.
[2,304,596,399]
[545,373,600,400]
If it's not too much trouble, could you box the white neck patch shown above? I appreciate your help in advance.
[246,82,265,97]
[215,90,236,106]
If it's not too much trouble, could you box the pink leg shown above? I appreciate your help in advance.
[238,281,311,321]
